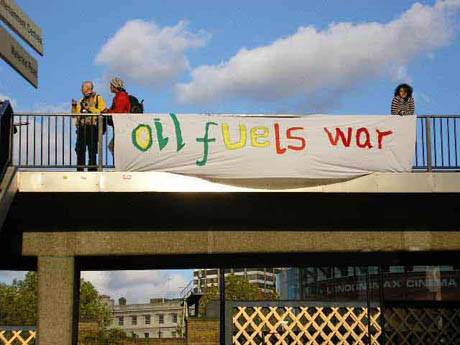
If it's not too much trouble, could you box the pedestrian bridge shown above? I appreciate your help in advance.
[1,101,460,345]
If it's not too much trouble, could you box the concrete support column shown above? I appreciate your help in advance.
[37,256,77,345]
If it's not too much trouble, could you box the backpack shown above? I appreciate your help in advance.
[129,95,144,113]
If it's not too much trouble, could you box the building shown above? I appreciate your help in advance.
[193,268,279,293]
[278,266,460,302]
[103,297,184,339]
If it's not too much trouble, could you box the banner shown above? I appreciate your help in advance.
[113,114,416,179]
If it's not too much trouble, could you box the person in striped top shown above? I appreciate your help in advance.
[391,83,415,115]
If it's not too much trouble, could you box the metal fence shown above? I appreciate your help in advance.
[12,113,114,170]
[415,115,460,171]
[6,113,460,172]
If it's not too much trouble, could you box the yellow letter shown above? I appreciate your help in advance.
[250,127,270,147]
[222,123,247,150]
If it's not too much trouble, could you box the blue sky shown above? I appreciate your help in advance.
[2,0,460,300]
[1,0,460,114]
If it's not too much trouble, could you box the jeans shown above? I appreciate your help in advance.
[76,125,98,171]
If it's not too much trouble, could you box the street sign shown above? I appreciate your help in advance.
[0,0,43,55]
[0,25,38,88]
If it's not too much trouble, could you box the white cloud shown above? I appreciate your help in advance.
[95,20,209,89]
[176,0,460,109]
[82,270,190,304]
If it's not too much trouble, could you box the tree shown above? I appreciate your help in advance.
[199,274,278,316]
[0,272,37,325]
[0,272,112,327]
[79,280,112,327]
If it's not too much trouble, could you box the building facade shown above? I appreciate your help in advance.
[193,268,279,293]
[278,265,460,302]
[103,297,184,339]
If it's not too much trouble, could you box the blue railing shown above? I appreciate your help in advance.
[2,111,460,172]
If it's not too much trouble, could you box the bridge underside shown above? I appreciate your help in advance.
[1,171,459,345]
[0,171,459,270]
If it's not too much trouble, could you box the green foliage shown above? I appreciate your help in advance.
[199,274,278,316]
[79,280,113,327]
[0,272,37,325]
[81,328,128,345]
[0,272,112,327]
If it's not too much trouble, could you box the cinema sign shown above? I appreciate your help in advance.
[0,0,42,88]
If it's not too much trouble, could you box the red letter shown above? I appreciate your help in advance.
[324,127,353,147]
[376,129,393,149]
[356,127,373,149]
[287,127,307,151]
[274,123,287,154]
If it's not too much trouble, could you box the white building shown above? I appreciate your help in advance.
[193,268,279,293]
[103,297,184,339]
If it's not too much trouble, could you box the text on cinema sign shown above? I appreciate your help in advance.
[131,113,394,166]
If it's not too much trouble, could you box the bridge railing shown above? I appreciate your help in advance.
[5,113,460,172]
[415,115,460,171]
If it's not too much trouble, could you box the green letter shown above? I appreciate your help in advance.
[154,118,169,151]
[196,122,218,166]
[170,113,186,152]
[132,124,153,152]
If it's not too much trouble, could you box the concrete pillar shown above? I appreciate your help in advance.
[37,256,77,345]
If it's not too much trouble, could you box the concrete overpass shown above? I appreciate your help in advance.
[1,104,459,345]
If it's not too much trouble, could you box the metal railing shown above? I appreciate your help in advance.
[12,113,114,170]
[5,113,460,172]
[415,115,460,171]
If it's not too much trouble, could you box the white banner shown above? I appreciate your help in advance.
[113,114,416,179]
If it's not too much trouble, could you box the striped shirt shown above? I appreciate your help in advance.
[391,96,415,116]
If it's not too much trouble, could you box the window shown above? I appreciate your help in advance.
[158,314,164,324]
[144,315,150,325]
[144,333,149,338]
[118,316,124,326]
[207,269,218,276]
[172,313,178,323]
[131,315,137,325]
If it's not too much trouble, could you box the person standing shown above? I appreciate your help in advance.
[391,83,415,116]
[108,77,131,113]
[105,78,131,155]
[71,81,106,171]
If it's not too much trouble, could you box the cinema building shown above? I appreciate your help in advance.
[278,265,460,305]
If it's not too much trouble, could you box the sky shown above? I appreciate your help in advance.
[1,0,460,114]
[2,0,460,301]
